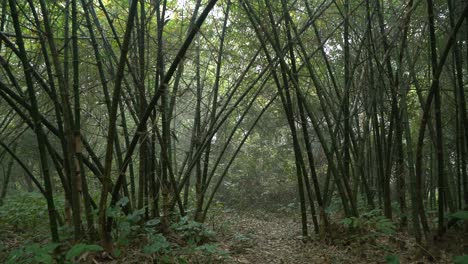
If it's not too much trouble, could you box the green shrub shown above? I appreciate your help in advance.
[6,242,59,264]
[171,216,216,245]
[0,192,64,232]
[340,209,396,240]
[143,234,171,255]
[6,242,103,264]
[65,243,103,261]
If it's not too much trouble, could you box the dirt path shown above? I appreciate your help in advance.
[213,212,351,264]
[212,211,456,264]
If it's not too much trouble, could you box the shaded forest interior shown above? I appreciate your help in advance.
[0,0,468,263]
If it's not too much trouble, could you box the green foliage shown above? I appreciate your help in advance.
[126,208,146,224]
[0,192,64,231]
[171,216,216,245]
[6,242,103,264]
[107,197,147,246]
[142,232,228,263]
[449,211,468,221]
[385,254,400,264]
[194,243,229,257]
[233,233,251,243]
[143,234,171,254]
[145,218,161,227]
[6,242,59,264]
[454,255,468,264]
[340,209,396,240]
[58,225,74,240]
[65,243,103,261]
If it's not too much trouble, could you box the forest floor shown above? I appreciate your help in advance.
[211,210,461,264]
[1,205,466,263]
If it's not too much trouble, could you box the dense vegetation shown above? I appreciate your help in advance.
[0,0,468,262]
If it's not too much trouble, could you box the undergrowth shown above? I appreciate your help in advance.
[0,193,230,263]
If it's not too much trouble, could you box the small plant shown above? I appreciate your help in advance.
[106,197,146,246]
[6,242,103,264]
[194,243,229,259]
[143,234,171,255]
[385,254,400,264]
[6,242,59,264]
[0,192,64,232]
[340,209,396,241]
[234,233,251,242]
[65,243,103,262]
[171,216,216,245]
[141,232,229,264]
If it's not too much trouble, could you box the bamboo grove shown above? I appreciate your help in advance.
[0,0,467,251]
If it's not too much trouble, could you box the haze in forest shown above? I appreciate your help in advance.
[0,0,467,263]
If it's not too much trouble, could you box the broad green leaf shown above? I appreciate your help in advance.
[106,206,120,218]
[127,208,146,223]
[143,234,171,254]
[117,197,130,207]
[146,218,161,226]
[66,243,103,260]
